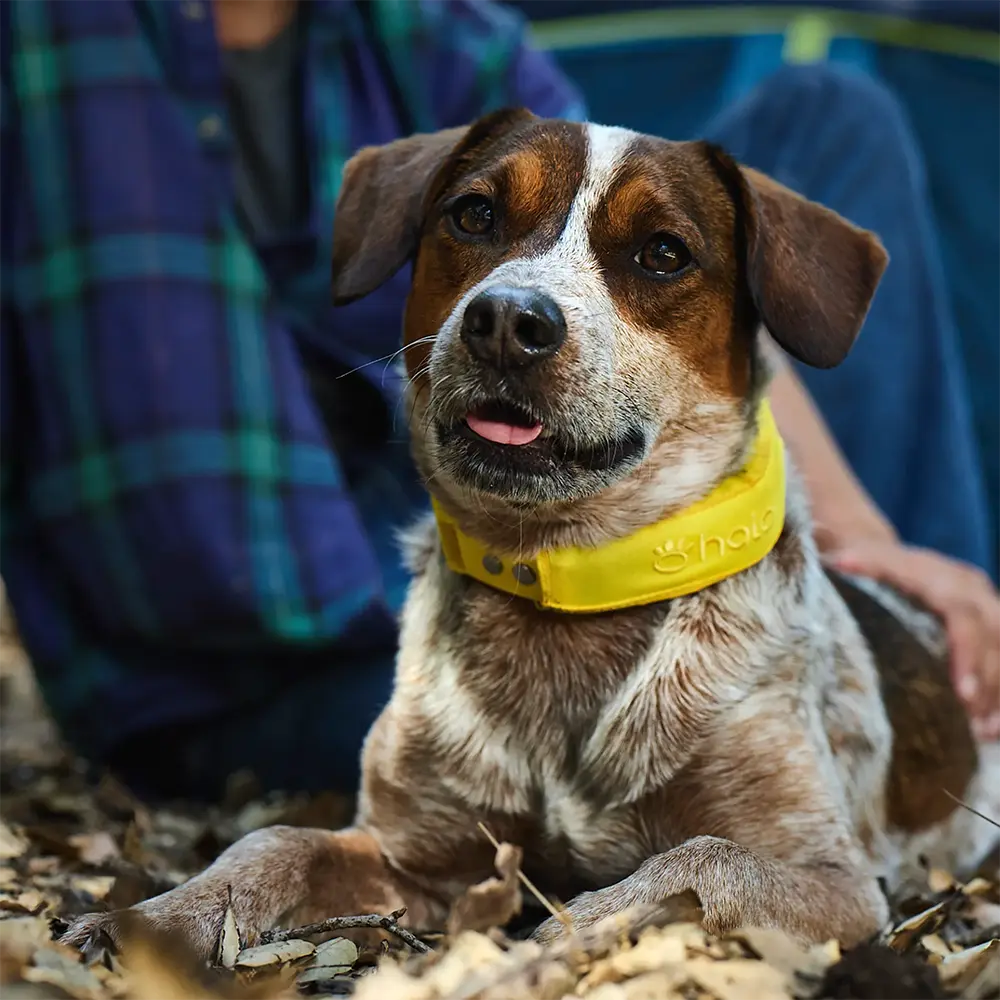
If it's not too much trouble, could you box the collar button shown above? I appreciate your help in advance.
[512,563,536,586]
[482,554,503,575]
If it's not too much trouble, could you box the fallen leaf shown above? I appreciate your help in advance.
[0,916,52,965]
[121,823,147,868]
[235,938,314,968]
[69,832,119,868]
[479,958,578,1000]
[963,877,995,897]
[965,894,1000,936]
[0,823,27,861]
[309,935,359,969]
[352,959,432,1000]
[296,967,356,986]
[233,800,295,840]
[23,945,106,1000]
[686,955,790,1000]
[423,930,509,995]
[0,891,46,916]
[69,876,116,901]
[936,938,999,994]
[962,951,1000,1000]
[26,857,59,876]
[576,926,687,991]
[884,900,948,952]
[926,868,955,894]
[217,898,240,970]
[595,970,688,999]
[920,933,951,960]
[583,985,630,1000]
[732,925,835,984]
[446,842,523,937]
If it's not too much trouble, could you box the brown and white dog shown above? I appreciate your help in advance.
[65,109,999,957]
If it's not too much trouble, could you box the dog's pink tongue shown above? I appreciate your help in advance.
[466,414,543,446]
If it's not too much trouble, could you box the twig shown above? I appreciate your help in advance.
[476,822,573,931]
[261,906,430,953]
[942,788,1000,830]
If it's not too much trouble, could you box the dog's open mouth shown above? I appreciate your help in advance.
[438,396,646,498]
[464,400,543,447]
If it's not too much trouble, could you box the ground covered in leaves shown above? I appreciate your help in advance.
[1,602,998,1000]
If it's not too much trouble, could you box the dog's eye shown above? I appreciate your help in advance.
[450,195,495,237]
[635,233,692,275]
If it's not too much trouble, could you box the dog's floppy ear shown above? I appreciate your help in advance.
[706,145,888,369]
[332,107,536,305]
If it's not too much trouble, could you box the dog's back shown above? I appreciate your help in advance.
[831,573,999,888]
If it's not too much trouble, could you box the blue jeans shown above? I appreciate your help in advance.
[704,64,994,579]
[113,64,995,801]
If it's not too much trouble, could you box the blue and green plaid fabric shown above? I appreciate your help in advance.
[0,0,584,763]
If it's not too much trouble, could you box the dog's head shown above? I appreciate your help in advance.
[332,110,886,546]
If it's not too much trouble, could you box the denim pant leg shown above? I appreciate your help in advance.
[703,64,995,579]
[108,644,397,801]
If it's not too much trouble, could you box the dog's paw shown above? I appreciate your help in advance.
[532,884,706,948]
[531,892,607,946]
[60,910,129,962]
[531,912,569,946]
[60,889,235,964]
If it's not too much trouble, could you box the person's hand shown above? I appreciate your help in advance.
[825,542,1000,741]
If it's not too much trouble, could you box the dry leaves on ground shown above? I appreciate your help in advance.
[0,769,1000,1000]
[1,594,998,1000]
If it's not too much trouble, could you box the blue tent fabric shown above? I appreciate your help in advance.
[509,0,999,575]
[509,2,1000,32]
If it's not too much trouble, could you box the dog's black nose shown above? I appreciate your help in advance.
[460,287,566,369]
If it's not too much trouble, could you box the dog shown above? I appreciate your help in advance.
[64,108,999,958]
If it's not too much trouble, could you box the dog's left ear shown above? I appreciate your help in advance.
[332,108,536,305]
[706,145,888,369]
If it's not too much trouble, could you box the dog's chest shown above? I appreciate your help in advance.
[401,567,774,881]
[398,562,671,809]
[446,575,669,770]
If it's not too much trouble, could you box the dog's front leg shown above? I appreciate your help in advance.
[537,706,890,947]
[61,825,440,961]
[534,833,887,947]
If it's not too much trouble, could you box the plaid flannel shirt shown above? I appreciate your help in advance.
[0,0,584,761]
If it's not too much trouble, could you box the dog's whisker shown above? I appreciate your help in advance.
[337,338,437,380]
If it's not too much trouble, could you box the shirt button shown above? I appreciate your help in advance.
[197,114,223,141]
[181,1,206,20]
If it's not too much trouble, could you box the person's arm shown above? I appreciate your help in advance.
[768,347,999,739]
[767,348,897,553]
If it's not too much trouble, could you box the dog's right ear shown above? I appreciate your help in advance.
[332,108,536,305]
[703,144,888,369]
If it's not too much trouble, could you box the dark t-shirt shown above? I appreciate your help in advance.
[221,17,386,455]
[221,16,309,241]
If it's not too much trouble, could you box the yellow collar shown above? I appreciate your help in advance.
[432,401,786,613]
